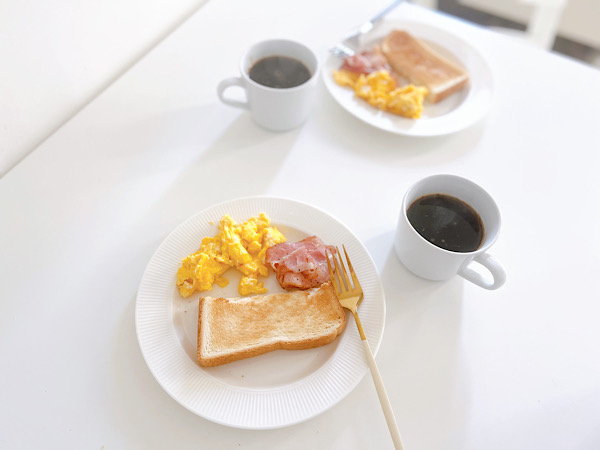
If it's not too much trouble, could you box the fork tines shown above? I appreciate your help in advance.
[326,245,361,294]
[330,43,355,58]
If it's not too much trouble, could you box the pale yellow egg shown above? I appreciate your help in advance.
[333,69,428,119]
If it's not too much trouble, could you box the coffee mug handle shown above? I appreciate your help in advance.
[458,253,506,290]
[217,77,250,110]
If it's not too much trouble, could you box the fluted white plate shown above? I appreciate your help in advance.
[135,196,386,429]
[323,19,494,136]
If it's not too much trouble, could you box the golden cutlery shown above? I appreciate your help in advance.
[330,0,404,58]
[326,245,405,450]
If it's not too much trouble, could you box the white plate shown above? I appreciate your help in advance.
[323,20,494,136]
[135,196,386,429]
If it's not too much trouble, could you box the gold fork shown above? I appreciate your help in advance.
[327,246,405,450]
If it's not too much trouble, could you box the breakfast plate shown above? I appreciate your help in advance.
[135,196,386,429]
[322,19,494,136]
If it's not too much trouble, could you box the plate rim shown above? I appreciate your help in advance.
[135,195,386,429]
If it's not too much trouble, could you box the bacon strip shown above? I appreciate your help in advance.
[340,49,390,74]
[265,236,336,290]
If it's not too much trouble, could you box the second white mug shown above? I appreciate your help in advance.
[394,174,506,290]
[217,39,319,132]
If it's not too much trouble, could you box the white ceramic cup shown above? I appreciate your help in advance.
[394,174,506,290]
[217,39,319,132]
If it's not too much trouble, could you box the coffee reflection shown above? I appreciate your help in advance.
[407,193,484,253]
[249,55,312,89]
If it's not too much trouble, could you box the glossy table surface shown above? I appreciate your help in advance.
[2,0,599,448]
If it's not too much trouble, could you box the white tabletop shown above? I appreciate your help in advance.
[2,0,600,449]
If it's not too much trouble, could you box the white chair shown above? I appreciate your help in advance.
[499,0,568,49]
[412,0,568,50]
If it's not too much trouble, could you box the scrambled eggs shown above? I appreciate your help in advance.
[176,213,286,297]
[333,69,428,119]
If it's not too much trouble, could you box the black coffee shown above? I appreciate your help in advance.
[407,194,484,253]
[249,56,312,89]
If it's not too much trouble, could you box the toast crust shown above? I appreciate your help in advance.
[197,283,345,367]
[381,30,469,103]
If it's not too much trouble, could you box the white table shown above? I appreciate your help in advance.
[2,1,599,448]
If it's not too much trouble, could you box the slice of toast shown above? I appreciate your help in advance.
[381,30,469,103]
[197,282,345,367]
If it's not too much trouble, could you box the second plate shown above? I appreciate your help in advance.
[323,19,494,136]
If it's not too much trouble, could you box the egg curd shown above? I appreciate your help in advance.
[176,213,286,298]
[333,69,428,119]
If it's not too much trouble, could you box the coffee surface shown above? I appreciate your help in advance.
[407,194,484,253]
[249,56,311,89]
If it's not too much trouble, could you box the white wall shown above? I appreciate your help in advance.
[0,0,208,177]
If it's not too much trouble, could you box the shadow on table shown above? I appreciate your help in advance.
[138,104,303,220]
[93,103,308,242]
[313,81,487,167]
[363,230,472,448]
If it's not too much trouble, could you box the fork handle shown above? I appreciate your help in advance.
[369,0,403,25]
[358,325,405,449]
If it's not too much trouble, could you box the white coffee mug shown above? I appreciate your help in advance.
[217,39,319,132]
[394,174,506,290]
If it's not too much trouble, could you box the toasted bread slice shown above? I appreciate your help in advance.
[197,283,345,367]
[381,30,469,103]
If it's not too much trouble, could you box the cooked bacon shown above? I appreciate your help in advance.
[341,49,390,74]
[265,236,336,290]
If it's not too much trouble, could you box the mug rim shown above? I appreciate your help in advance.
[401,174,501,256]
[238,38,320,92]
